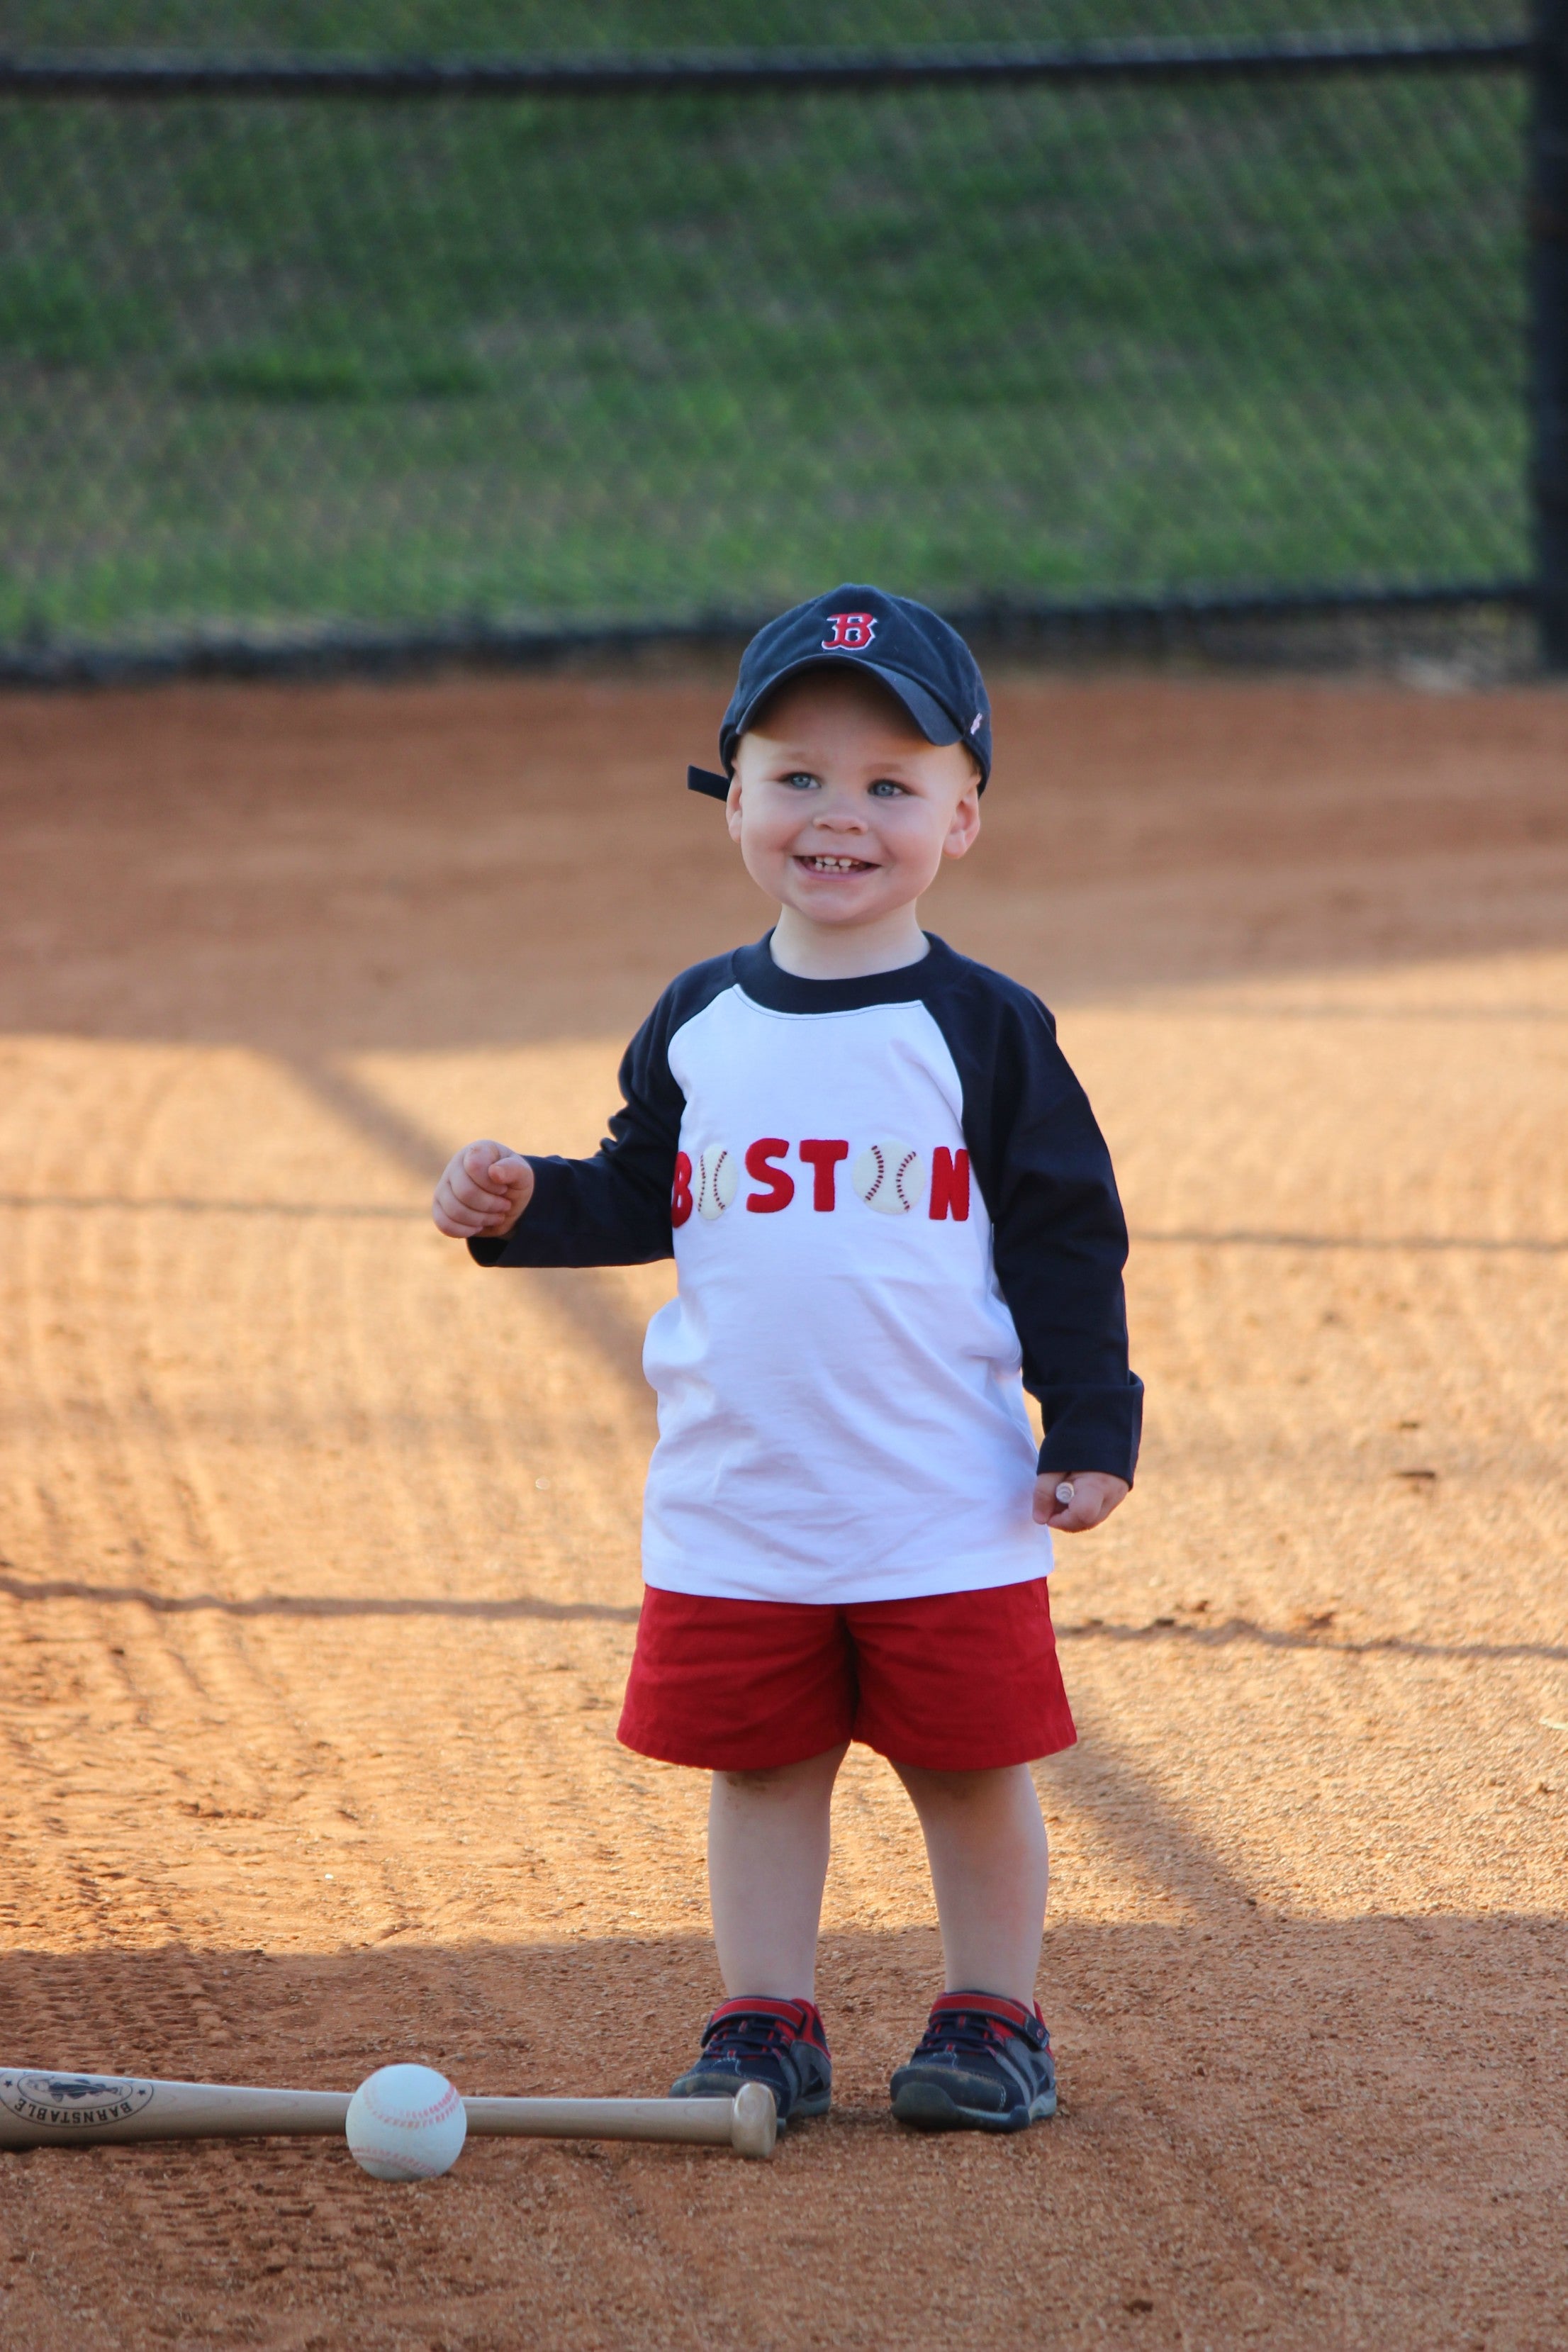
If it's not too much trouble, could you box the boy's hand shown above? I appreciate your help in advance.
[432,1140,535,1240]
[1034,1472,1129,1533]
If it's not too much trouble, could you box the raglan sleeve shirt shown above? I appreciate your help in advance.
[471,935,1142,1607]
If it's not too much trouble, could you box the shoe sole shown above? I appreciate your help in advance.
[891,2079,1056,2133]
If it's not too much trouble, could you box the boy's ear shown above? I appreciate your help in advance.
[943,778,983,861]
[687,766,732,800]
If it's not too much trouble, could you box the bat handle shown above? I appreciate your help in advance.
[729,2079,777,2161]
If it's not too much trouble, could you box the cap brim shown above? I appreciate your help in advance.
[732,656,963,751]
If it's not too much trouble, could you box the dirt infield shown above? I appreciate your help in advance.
[1,669,1566,2351]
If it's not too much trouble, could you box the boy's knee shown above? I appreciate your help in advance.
[717,1764,795,1796]
[715,1743,846,1798]
[897,1761,1029,1804]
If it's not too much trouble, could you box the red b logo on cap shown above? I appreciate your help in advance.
[822,612,877,651]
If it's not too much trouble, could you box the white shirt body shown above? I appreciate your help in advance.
[641,984,1048,1604]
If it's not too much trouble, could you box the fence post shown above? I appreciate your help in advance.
[1533,0,1568,666]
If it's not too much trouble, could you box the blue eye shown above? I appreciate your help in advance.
[869,778,910,797]
[783,772,819,790]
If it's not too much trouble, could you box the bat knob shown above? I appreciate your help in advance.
[729,2079,777,2161]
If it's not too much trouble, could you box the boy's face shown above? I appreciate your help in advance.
[727,670,981,930]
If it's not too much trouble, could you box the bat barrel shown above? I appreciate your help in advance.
[0,2068,349,2148]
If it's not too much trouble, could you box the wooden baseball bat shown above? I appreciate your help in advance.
[0,2068,775,2160]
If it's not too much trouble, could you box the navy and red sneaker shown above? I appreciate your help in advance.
[669,1995,831,2127]
[890,1990,1057,2132]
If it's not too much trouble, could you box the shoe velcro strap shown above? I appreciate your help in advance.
[929,1992,1046,2046]
[702,1996,827,2053]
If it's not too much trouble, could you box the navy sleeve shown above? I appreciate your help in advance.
[468,955,733,1271]
[929,967,1143,1486]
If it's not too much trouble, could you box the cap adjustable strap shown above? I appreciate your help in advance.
[687,765,731,800]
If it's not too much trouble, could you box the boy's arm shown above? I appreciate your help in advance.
[465,999,686,1270]
[992,1070,1143,1488]
[947,980,1143,1491]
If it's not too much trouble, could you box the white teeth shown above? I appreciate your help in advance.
[804,856,867,871]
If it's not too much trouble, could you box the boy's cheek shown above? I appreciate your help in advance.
[741,826,800,880]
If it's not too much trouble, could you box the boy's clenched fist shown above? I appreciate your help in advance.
[432,1140,534,1239]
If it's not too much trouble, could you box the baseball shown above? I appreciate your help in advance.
[695,1144,737,1220]
[852,1139,924,1216]
[345,2063,466,2181]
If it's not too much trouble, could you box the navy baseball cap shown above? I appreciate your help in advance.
[688,583,992,800]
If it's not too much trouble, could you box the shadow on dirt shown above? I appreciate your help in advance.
[6,1572,1561,1666]
[1056,1614,1568,1666]
[0,1571,639,1625]
[1,1911,1562,2348]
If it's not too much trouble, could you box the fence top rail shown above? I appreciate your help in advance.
[0,35,1534,101]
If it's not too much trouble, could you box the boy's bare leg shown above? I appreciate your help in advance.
[707,1743,849,1998]
[892,1762,1048,2007]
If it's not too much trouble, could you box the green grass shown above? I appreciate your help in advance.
[3,2,1528,57]
[177,347,493,402]
[0,58,1528,650]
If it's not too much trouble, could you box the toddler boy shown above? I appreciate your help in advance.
[432,586,1141,2133]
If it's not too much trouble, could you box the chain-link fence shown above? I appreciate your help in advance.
[1,6,1555,678]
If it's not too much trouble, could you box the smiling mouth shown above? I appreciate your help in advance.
[797,853,876,873]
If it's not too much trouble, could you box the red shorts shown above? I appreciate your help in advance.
[617,1577,1075,1774]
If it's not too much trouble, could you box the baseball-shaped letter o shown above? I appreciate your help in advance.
[852,1140,924,1216]
[695,1146,738,1219]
